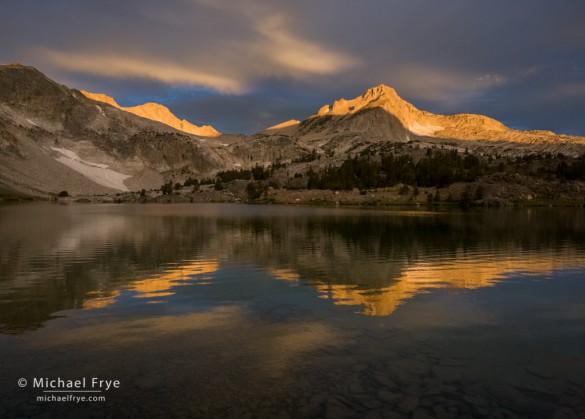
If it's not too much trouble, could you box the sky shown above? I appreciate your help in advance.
[1,0,584,135]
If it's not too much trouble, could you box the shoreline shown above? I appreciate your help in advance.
[3,183,584,208]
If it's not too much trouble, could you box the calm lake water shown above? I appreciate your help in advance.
[1,203,584,418]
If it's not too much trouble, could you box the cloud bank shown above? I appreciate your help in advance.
[1,0,584,134]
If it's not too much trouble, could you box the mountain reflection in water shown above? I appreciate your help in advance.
[1,203,584,333]
[2,203,585,418]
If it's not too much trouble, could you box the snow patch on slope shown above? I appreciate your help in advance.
[409,122,444,136]
[51,147,130,191]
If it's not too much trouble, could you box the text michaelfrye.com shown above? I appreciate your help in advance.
[17,377,121,404]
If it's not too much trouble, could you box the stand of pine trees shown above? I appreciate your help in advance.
[306,150,486,190]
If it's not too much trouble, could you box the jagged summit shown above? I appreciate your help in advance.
[315,84,412,117]
[361,84,400,100]
[81,91,220,137]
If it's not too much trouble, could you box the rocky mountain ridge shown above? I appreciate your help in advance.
[80,91,220,137]
[0,64,236,197]
[1,63,584,201]
[269,84,584,145]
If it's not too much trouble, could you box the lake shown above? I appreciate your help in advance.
[0,203,584,418]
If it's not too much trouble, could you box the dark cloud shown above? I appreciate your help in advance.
[1,0,584,134]
[171,78,335,134]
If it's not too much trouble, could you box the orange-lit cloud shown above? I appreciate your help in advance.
[40,50,246,94]
[3,0,584,134]
[379,64,508,105]
[255,15,357,76]
[37,2,357,94]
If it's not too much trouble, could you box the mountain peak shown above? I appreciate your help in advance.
[306,84,515,140]
[314,83,411,118]
[362,84,398,100]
